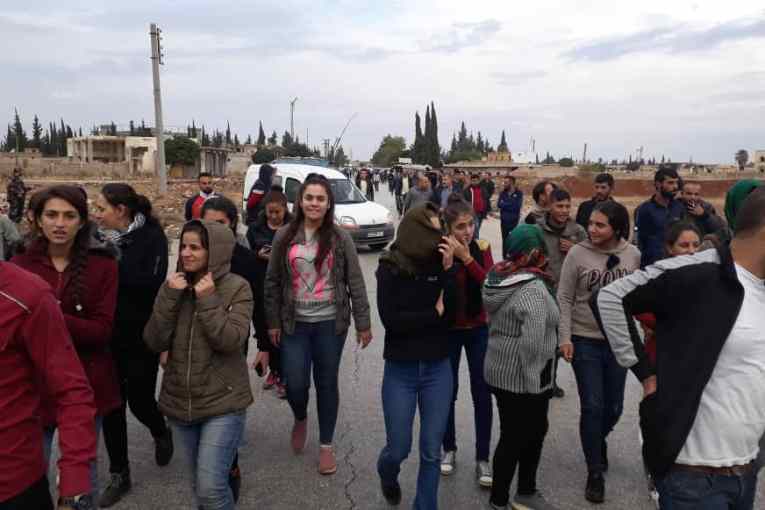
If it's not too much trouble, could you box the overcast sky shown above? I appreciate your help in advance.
[2,1,764,163]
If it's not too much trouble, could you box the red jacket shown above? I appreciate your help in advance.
[0,262,96,501]
[635,313,657,365]
[12,242,121,420]
[454,240,494,329]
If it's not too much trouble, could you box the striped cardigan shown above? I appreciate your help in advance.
[482,273,560,394]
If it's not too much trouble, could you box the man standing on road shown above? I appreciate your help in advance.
[480,172,496,213]
[596,187,765,510]
[635,167,685,268]
[433,174,455,210]
[394,170,412,215]
[0,261,98,510]
[575,173,616,230]
[184,172,218,221]
[497,175,523,247]
[463,174,489,239]
[680,182,728,242]
[356,168,375,202]
[403,173,434,214]
[524,180,557,225]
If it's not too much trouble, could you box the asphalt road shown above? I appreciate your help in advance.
[51,186,764,509]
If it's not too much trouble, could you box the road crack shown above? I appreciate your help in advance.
[340,344,363,510]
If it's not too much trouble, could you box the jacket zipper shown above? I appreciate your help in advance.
[186,312,196,422]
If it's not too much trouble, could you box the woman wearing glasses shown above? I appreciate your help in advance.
[557,201,640,504]
[264,173,372,476]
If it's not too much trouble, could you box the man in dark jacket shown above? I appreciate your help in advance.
[184,172,218,221]
[480,172,496,213]
[497,175,523,244]
[680,182,729,241]
[0,262,97,510]
[575,173,615,230]
[355,168,375,202]
[596,188,765,510]
[432,173,456,210]
[635,168,685,268]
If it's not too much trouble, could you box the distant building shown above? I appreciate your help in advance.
[754,150,765,173]
[67,135,158,174]
[486,151,512,162]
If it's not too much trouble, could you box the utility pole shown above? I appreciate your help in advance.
[150,23,167,193]
[290,97,298,140]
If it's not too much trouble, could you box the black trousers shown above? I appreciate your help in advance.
[0,477,53,510]
[102,348,168,474]
[490,387,550,507]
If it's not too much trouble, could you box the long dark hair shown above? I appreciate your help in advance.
[592,201,630,241]
[283,174,336,269]
[30,185,93,310]
[101,183,159,226]
[201,196,240,232]
[443,193,483,317]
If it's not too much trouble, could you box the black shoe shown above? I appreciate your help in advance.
[602,441,609,473]
[552,385,565,398]
[99,469,132,508]
[585,472,605,504]
[229,466,242,503]
[381,481,402,505]
[155,427,174,467]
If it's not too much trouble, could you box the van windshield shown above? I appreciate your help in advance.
[330,179,366,204]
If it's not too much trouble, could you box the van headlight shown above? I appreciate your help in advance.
[338,216,358,229]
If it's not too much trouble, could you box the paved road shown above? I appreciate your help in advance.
[52,186,764,509]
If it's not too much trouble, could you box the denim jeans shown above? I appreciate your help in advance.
[43,416,102,502]
[571,337,627,474]
[443,326,492,461]
[171,411,246,510]
[281,320,346,445]
[655,468,757,510]
[378,359,453,510]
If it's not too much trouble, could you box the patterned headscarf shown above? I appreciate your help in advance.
[490,224,554,289]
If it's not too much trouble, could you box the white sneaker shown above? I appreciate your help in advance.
[440,450,456,476]
[649,489,660,509]
[477,461,493,487]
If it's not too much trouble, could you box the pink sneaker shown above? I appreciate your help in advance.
[291,419,307,454]
[318,446,337,475]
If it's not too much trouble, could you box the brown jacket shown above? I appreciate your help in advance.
[144,221,254,423]
[264,224,371,336]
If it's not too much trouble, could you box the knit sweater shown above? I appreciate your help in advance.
[483,273,560,394]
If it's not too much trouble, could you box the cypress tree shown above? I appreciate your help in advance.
[257,122,266,145]
[498,130,508,152]
[31,115,42,149]
[422,106,431,165]
[129,121,135,136]
[225,122,232,145]
[428,101,440,166]
[413,111,424,164]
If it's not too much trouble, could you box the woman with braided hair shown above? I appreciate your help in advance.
[11,184,121,503]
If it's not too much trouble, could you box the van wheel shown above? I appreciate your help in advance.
[369,243,388,251]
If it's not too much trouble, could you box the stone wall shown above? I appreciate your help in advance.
[0,153,132,178]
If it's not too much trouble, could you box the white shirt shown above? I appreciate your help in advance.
[676,264,765,467]
[360,180,368,194]
[401,178,410,194]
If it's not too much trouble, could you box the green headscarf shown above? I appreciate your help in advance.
[725,180,764,233]
[503,224,547,260]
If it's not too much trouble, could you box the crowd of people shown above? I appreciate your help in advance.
[0,163,764,510]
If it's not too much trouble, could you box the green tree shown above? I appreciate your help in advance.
[165,136,201,166]
[31,115,42,149]
[234,134,240,149]
[245,134,252,145]
[476,131,485,153]
[371,135,407,167]
[253,147,275,164]
[225,121,232,146]
[281,131,293,148]
[412,111,424,164]
[543,152,556,164]
[559,157,574,167]
[109,122,117,136]
[268,130,278,146]
[129,120,135,136]
[11,109,27,151]
[735,149,749,171]
[257,122,266,145]
[497,130,508,152]
[427,101,441,167]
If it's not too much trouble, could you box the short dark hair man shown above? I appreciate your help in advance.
[0,262,97,509]
[575,173,615,230]
[184,172,218,221]
[596,187,765,510]
[497,175,523,245]
[635,168,685,267]
[680,182,728,243]
[524,180,557,225]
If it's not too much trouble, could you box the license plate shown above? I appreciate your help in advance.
[368,231,384,238]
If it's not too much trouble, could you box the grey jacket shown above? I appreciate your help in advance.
[144,221,254,423]
[483,273,560,394]
[264,224,371,336]
[0,215,20,261]
[537,214,587,289]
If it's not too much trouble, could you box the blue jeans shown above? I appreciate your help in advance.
[378,359,453,510]
[571,337,627,473]
[171,411,246,510]
[43,416,102,502]
[655,468,757,509]
[443,326,492,461]
[281,320,346,445]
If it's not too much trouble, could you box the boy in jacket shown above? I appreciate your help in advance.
[596,188,765,510]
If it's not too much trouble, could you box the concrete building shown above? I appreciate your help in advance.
[754,150,765,173]
[67,135,158,174]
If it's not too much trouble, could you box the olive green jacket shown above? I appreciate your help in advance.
[144,221,254,423]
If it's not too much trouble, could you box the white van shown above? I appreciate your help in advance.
[243,161,395,250]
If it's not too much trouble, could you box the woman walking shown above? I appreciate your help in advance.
[264,174,372,475]
[143,220,253,510]
[247,190,292,398]
[482,224,561,510]
[376,202,457,509]
[438,196,495,488]
[94,183,172,508]
[12,185,121,503]
[557,201,641,504]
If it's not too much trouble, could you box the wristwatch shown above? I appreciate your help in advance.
[58,494,95,510]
